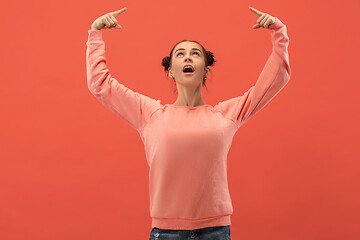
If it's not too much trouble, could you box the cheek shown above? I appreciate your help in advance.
[173,61,182,71]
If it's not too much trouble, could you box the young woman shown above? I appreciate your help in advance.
[87,6,291,240]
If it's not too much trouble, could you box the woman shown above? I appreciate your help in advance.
[86,6,291,240]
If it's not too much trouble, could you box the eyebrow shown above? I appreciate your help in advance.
[175,48,202,54]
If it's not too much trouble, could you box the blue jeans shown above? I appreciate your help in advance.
[149,225,231,240]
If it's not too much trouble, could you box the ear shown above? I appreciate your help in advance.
[168,67,173,78]
[205,67,210,78]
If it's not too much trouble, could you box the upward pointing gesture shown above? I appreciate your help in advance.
[249,7,276,29]
[91,7,127,31]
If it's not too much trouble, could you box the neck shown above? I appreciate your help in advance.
[173,84,206,107]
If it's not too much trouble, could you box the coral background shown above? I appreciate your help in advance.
[1,0,359,239]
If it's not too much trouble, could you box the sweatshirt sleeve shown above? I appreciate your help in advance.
[86,30,161,132]
[217,17,291,129]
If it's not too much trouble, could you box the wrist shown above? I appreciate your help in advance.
[91,25,101,31]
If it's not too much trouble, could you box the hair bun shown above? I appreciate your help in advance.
[161,56,170,71]
[206,51,215,66]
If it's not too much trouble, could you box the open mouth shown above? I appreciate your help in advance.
[183,65,194,74]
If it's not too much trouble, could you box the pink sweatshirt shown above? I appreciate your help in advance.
[86,17,290,230]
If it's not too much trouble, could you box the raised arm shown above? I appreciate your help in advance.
[218,8,291,129]
[86,8,161,132]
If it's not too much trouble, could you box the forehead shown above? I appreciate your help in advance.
[174,41,202,51]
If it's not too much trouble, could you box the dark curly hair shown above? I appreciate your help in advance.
[161,40,216,93]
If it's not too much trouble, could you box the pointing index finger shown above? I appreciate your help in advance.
[249,7,262,16]
[111,7,127,17]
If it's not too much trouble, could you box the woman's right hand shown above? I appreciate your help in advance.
[91,7,127,31]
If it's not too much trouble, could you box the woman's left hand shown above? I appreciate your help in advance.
[249,7,276,29]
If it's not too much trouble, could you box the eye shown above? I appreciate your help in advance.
[176,52,200,56]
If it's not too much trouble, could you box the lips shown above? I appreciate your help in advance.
[183,65,194,72]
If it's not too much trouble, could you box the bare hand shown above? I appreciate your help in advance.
[249,7,276,29]
[91,7,127,31]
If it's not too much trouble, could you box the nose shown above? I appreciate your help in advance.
[184,56,193,63]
